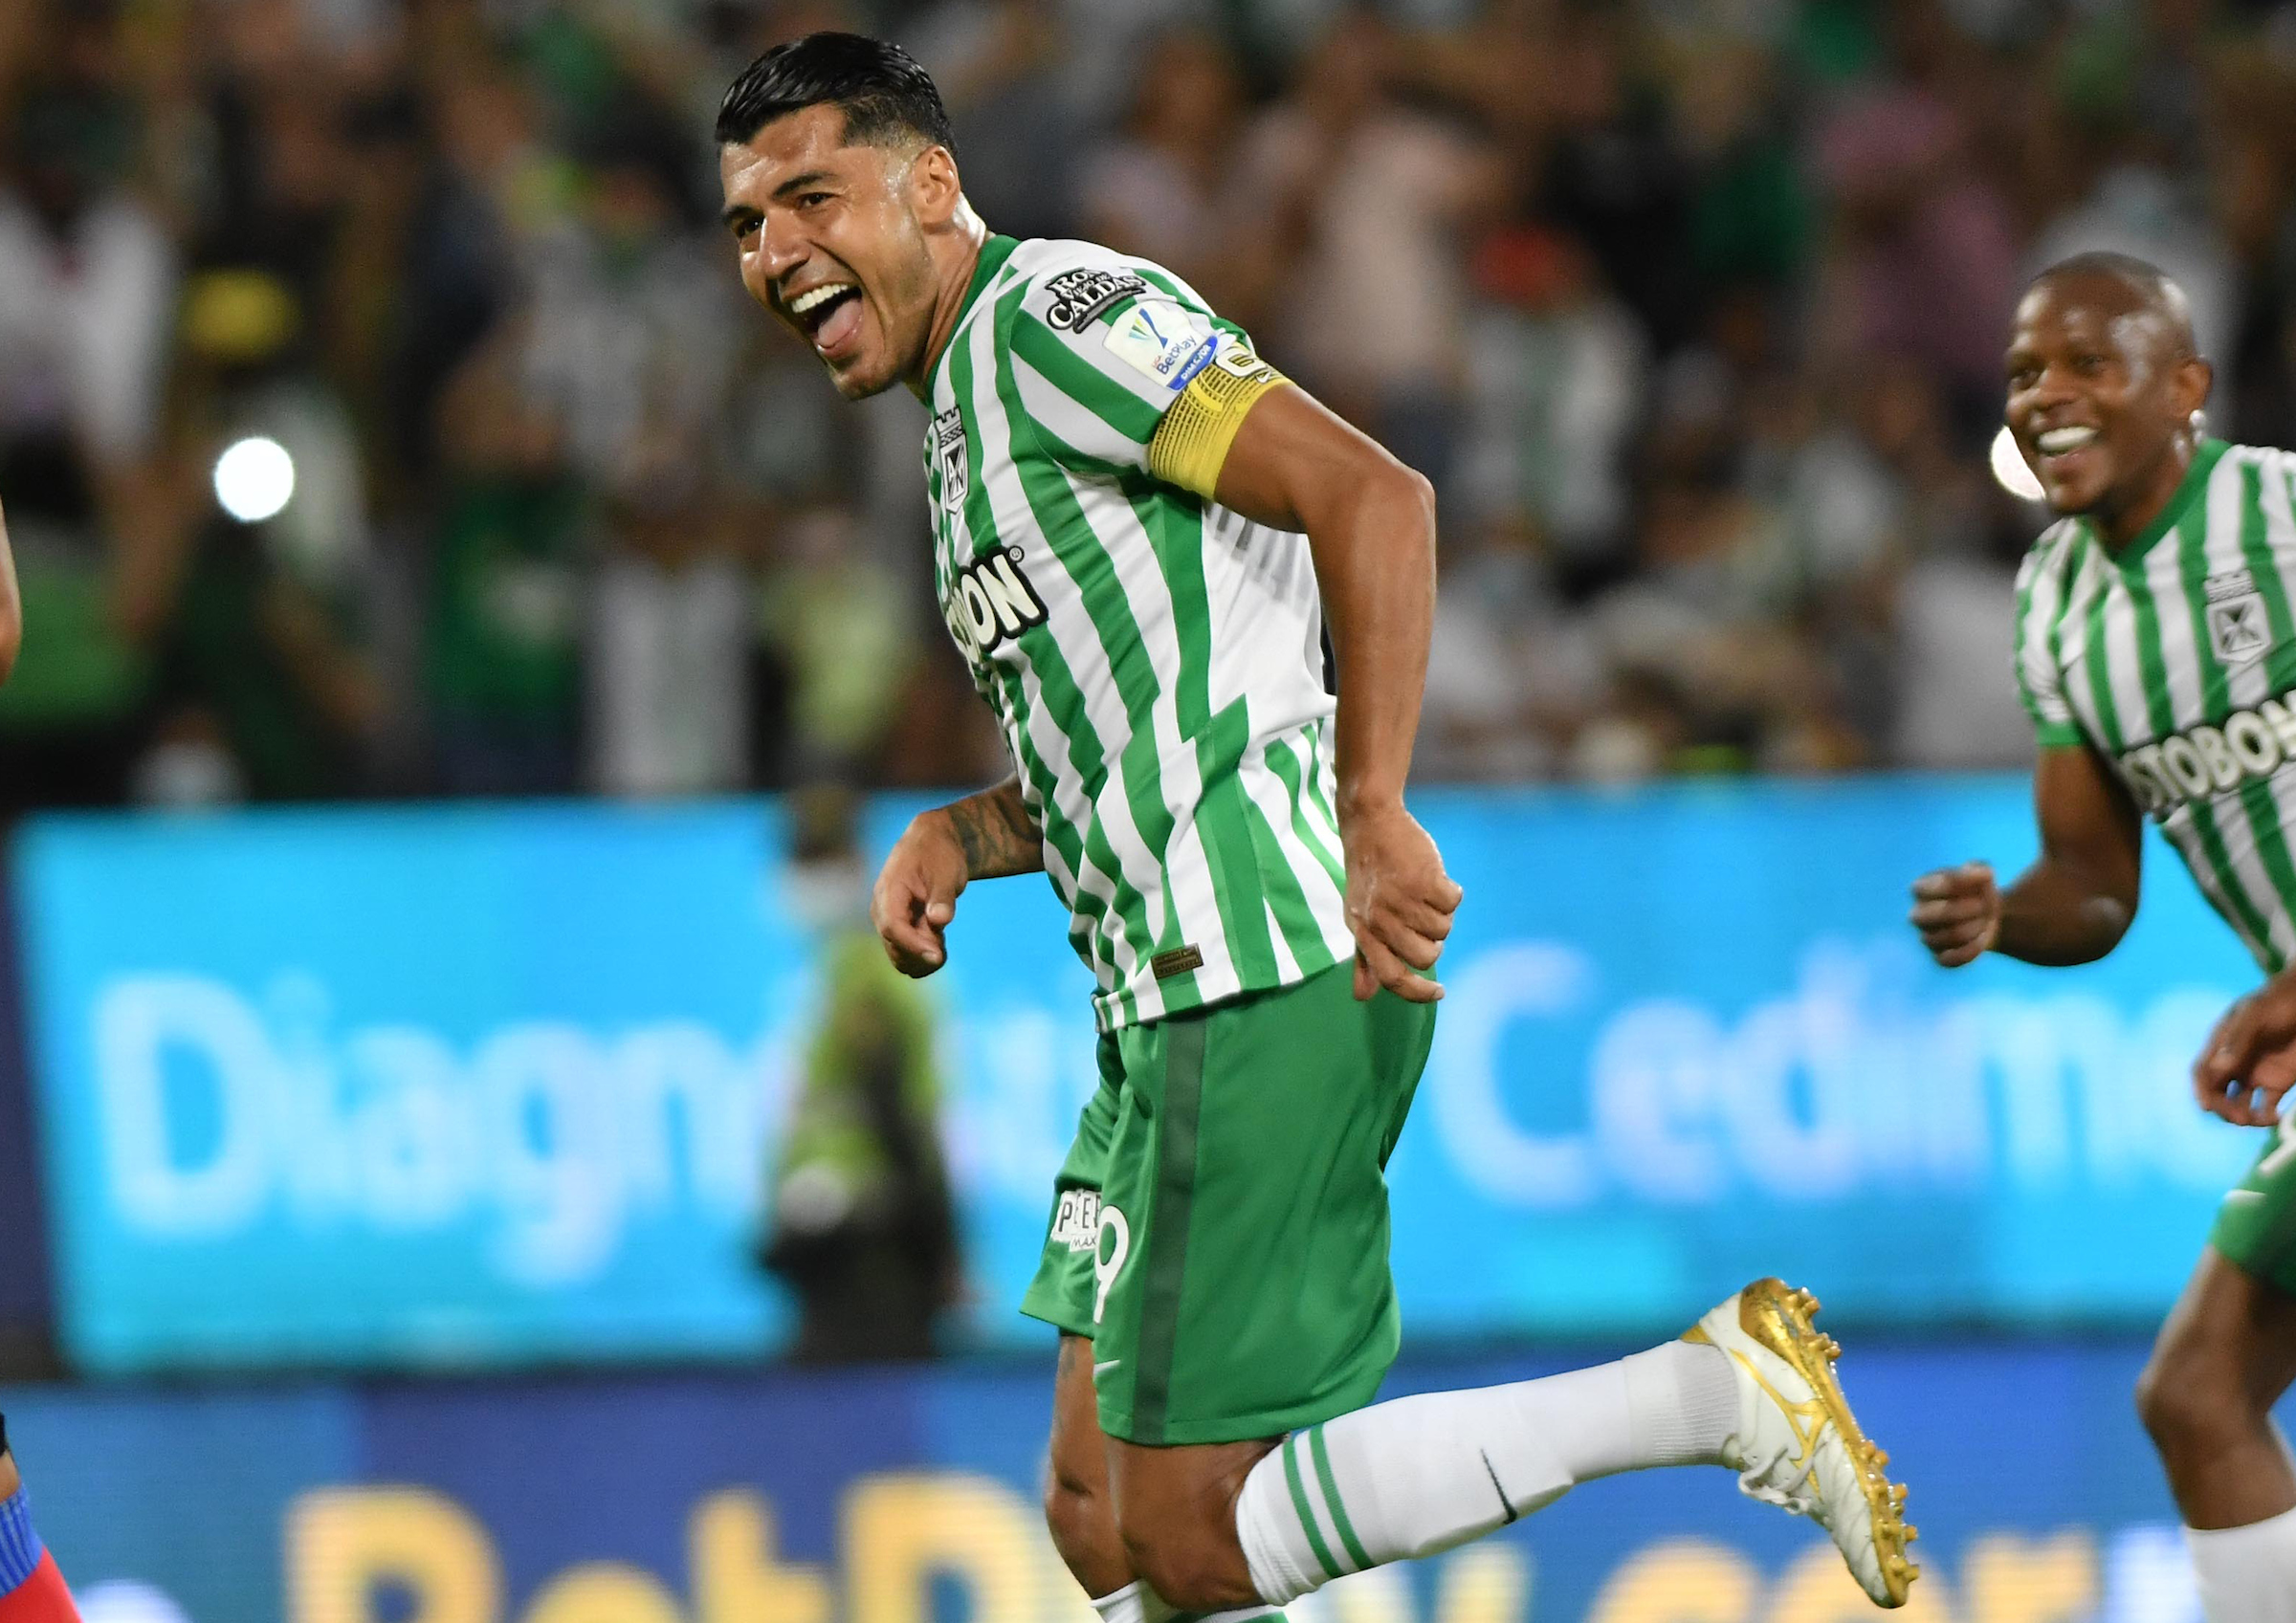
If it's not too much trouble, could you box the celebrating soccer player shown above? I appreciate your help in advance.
[720,33,1913,1618]
[1912,252,2296,1619]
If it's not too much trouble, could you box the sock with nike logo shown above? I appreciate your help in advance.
[1231,1342,1736,1605]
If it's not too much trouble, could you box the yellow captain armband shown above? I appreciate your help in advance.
[1146,343,1291,499]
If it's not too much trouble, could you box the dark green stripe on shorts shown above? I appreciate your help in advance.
[1131,1012,1206,1441]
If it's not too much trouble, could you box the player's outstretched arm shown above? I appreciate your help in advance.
[0,494,20,687]
[869,775,1042,977]
[1209,385,1460,1004]
[1909,743,2141,969]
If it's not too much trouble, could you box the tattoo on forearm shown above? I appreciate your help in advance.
[947,779,1043,878]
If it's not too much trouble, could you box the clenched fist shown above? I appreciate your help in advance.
[871,809,969,976]
[1909,861,2000,968]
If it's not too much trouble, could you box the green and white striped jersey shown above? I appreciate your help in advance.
[2016,439,2296,971]
[925,234,1355,1031]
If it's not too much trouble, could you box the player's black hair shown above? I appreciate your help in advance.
[715,33,957,156]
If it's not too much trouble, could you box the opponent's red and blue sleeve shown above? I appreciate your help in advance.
[0,1489,80,1623]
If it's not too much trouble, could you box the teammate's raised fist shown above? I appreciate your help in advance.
[1909,861,2000,968]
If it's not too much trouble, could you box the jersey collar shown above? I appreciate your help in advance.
[926,233,1020,392]
[2097,437,2227,572]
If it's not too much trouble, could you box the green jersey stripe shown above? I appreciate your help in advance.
[1239,771,1344,974]
[1192,699,1283,986]
[1264,735,1348,892]
[1115,439,1273,990]
[977,352,1173,1016]
[2176,499,2232,719]
[2165,479,2289,968]
[1004,326,1239,1003]
[2039,548,2093,743]
[2014,545,2082,746]
[2079,543,2127,750]
[2247,461,2296,687]
[1009,318,1160,445]
[977,650,1142,1011]
[2124,551,2278,957]
[953,299,1159,1012]
[1025,365,1314,1003]
[1011,372,1235,991]
[2207,459,2296,969]
[2121,546,2178,737]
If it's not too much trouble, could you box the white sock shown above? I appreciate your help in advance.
[1091,1578,1280,1622]
[1233,1341,1736,1605]
[2189,1506,2296,1623]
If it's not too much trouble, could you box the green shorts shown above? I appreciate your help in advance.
[1019,961,1436,1445]
[2211,1117,2296,1294]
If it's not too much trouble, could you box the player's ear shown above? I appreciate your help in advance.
[2175,354,2215,418]
[908,143,962,227]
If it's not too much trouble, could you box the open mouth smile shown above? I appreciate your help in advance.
[784,280,864,356]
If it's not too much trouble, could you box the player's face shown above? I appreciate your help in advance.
[719,104,942,399]
[2003,279,2201,518]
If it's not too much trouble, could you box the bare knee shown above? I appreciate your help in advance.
[1107,1438,1273,1612]
[2137,1339,2258,1467]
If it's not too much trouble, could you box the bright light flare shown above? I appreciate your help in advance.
[1989,425,2044,504]
[213,435,296,523]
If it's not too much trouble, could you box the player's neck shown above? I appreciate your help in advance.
[2090,434,2197,553]
[908,208,991,399]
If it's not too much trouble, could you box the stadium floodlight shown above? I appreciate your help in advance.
[212,435,296,523]
[1989,424,2045,504]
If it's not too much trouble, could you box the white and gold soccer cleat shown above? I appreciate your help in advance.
[1688,1278,1918,1608]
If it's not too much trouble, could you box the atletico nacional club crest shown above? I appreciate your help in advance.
[934,407,967,515]
[2206,570,2270,668]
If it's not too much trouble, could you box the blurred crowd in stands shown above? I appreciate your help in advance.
[2,0,2294,811]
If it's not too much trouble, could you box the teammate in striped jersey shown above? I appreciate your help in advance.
[719,33,1913,1618]
[1913,252,2296,1618]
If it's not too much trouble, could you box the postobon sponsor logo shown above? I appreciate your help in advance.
[2119,696,2296,814]
[941,547,1049,662]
